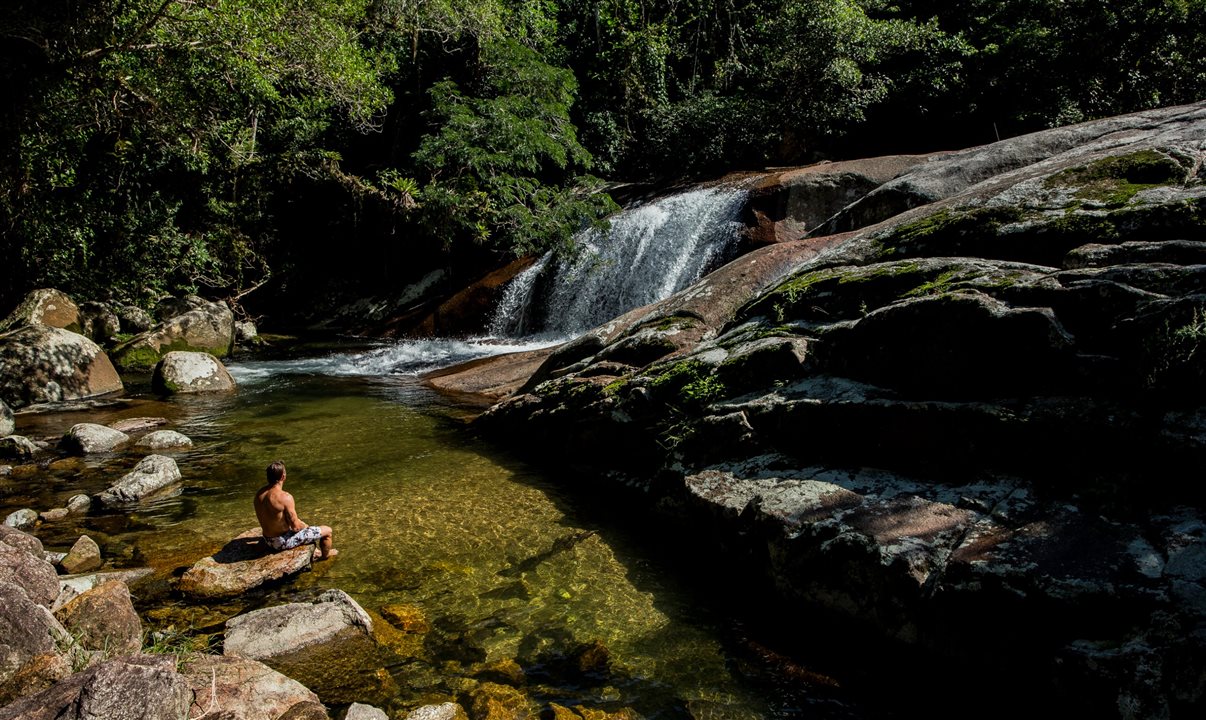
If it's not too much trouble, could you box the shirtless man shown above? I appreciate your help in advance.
[254,460,336,559]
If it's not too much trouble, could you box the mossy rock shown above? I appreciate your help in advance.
[1045,149,1188,207]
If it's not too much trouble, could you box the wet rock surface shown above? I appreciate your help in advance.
[476,101,1206,716]
[95,454,182,505]
[134,428,193,449]
[177,528,314,599]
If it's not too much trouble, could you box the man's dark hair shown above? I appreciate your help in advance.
[266,460,286,484]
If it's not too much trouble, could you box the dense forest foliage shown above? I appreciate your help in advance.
[1,0,1203,313]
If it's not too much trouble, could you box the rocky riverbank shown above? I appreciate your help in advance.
[461,101,1206,717]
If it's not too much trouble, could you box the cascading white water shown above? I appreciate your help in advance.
[496,185,747,338]
[487,253,551,337]
[231,184,748,378]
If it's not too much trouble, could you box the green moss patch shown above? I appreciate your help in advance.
[1046,149,1186,207]
[648,359,727,406]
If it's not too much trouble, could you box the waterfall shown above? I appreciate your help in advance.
[496,185,747,338]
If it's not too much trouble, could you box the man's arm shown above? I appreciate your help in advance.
[282,492,307,531]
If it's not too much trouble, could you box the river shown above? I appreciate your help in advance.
[4,339,867,719]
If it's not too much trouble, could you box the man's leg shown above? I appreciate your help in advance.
[315,525,335,559]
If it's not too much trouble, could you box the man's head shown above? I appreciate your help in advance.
[266,460,286,485]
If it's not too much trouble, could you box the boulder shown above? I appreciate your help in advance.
[134,429,193,450]
[111,300,234,371]
[181,654,321,720]
[114,304,154,334]
[0,650,72,708]
[153,294,208,321]
[54,567,154,611]
[77,301,120,344]
[0,435,38,461]
[151,351,236,394]
[59,422,129,454]
[59,535,102,574]
[107,416,167,433]
[0,325,122,409]
[4,507,38,530]
[235,320,259,342]
[65,494,91,515]
[0,583,73,706]
[224,589,385,704]
[0,525,43,555]
[38,508,68,523]
[177,528,314,600]
[423,347,557,406]
[0,542,60,608]
[345,703,389,720]
[53,580,141,654]
[0,398,12,437]
[0,289,80,333]
[0,655,192,720]
[95,454,182,505]
[224,589,374,661]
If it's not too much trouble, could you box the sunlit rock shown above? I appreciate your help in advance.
[60,422,129,454]
[0,583,73,706]
[0,655,191,720]
[111,300,234,371]
[0,325,122,408]
[344,703,389,720]
[180,654,321,720]
[60,535,102,574]
[177,528,313,600]
[0,289,80,333]
[134,429,193,450]
[53,580,141,654]
[151,350,236,394]
[95,454,182,505]
[224,589,387,705]
[54,567,153,611]
[4,507,38,531]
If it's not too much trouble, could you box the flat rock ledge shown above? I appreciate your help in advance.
[177,528,314,600]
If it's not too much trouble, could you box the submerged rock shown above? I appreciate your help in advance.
[344,703,389,720]
[177,528,313,599]
[96,454,182,505]
[404,703,467,720]
[0,325,122,408]
[151,351,236,394]
[107,416,168,433]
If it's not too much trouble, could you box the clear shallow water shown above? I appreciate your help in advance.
[4,345,858,719]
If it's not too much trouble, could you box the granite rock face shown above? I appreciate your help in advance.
[180,654,321,720]
[474,100,1206,717]
[59,535,102,574]
[0,541,60,607]
[0,398,12,437]
[0,325,122,409]
[53,580,142,654]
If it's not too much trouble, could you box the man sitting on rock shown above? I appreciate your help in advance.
[254,460,337,560]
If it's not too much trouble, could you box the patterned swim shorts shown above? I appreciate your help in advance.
[264,525,322,551]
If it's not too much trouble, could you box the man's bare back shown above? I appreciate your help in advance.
[255,461,336,559]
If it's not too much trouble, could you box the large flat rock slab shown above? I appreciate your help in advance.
[177,528,313,599]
